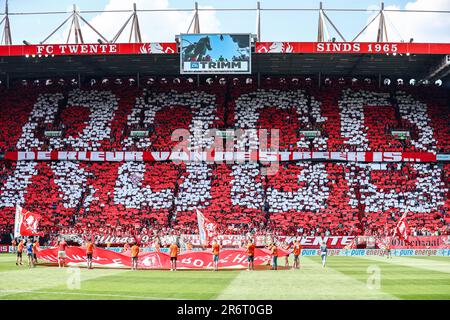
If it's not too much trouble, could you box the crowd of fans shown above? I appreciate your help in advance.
[0,80,448,240]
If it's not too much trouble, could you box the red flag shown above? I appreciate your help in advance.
[14,206,44,237]
[345,237,358,249]
[196,208,218,246]
[375,236,391,249]
[393,212,410,244]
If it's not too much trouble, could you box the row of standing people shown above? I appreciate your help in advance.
[12,238,39,268]
[15,237,329,270]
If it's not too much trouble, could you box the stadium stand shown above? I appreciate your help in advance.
[0,78,448,240]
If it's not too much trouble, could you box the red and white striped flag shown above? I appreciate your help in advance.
[196,208,218,246]
[14,206,44,238]
[393,211,410,244]
[345,236,358,249]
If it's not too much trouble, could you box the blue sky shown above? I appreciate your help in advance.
[1,0,449,44]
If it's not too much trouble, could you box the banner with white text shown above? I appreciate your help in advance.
[37,247,289,269]
[2,151,443,163]
[0,43,177,57]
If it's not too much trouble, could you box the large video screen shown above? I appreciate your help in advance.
[180,34,251,74]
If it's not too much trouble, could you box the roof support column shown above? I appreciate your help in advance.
[40,3,108,44]
[317,2,326,42]
[130,3,142,43]
[1,0,12,45]
[377,3,388,42]
[352,3,385,42]
[256,2,261,41]
[187,2,200,34]
[317,2,346,42]
[111,3,142,43]
[193,2,200,34]
[72,5,84,44]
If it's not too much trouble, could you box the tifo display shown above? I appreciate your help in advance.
[0,78,448,243]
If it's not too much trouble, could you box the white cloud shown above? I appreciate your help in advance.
[52,0,220,43]
[359,0,450,42]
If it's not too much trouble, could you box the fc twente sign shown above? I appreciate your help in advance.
[0,42,448,57]
[0,43,177,57]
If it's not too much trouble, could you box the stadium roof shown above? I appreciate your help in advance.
[0,2,449,83]
[0,52,447,82]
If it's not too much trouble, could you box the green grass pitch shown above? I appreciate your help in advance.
[0,254,449,300]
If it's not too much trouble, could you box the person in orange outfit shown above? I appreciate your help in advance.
[270,242,278,270]
[283,242,291,268]
[385,243,392,259]
[169,241,179,271]
[57,238,68,268]
[130,242,139,271]
[86,240,95,269]
[154,238,161,252]
[32,239,40,266]
[16,239,24,266]
[246,239,256,271]
[292,240,302,269]
[211,239,220,271]
[11,239,17,254]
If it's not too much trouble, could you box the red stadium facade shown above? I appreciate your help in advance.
[0,42,449,57]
